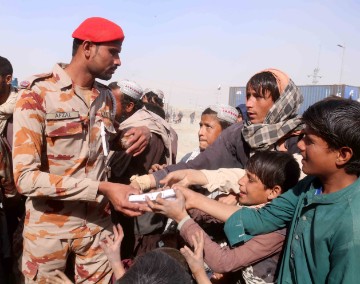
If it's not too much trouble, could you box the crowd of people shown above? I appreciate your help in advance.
[1,16,360,284]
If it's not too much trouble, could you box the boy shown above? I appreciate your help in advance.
[148,151,300,283]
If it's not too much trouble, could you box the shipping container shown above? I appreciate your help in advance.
[229,84,360,115]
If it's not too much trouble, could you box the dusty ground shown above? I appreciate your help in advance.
[169,116,200,162]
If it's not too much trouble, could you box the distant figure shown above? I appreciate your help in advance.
[175,111,183,124]
[189,111,195,124]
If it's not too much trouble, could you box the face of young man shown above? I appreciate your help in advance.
[246,87,274,124]
[198,114,223,151]
[297,126,338,177]
[88,40,122,81]
[237,171,274,206]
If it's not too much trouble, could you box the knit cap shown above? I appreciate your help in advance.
[209,104,239,124]
[118,79,143,100]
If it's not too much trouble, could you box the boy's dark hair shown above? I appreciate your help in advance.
[144,102,166,119]
[202,107,232,130]
[144,91,164,108]
[117,250,192,284]
[0,56,13,76]
[246,151,300,192]
[246,71,280,102]
[302,98,360,176]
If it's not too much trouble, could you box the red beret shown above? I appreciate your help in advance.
[72,17,124,43]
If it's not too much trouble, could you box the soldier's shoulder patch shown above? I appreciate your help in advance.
[19,72,52,90]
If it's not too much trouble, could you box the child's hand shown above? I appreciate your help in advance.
[100,224,123,264]
[174,185,199,209]
[146,189,188,223]
[180,231,209,281]
[100,224,125,279]
[45,269,73,284]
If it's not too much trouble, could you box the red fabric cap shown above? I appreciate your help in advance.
[72,17,124,43]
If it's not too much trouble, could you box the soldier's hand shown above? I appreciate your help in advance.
[98,182,148,216]
[123,126,151,156]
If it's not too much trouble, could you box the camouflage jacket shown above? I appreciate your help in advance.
[12,63,117,239]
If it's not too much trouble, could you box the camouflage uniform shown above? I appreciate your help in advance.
[13,63,117,283]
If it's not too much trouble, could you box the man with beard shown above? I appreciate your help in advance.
[107,79,177,259]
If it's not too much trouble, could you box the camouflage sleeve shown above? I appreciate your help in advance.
[12,88,99,200]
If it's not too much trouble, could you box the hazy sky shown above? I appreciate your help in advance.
[1,0,359,107]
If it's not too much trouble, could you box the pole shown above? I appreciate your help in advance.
[337,44,345,85]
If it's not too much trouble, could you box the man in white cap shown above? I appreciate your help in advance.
[107,79,177,258]
[109,80,144,123]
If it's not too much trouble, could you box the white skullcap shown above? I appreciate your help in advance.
[209,104,239,124]
[153,89,164,100]
[118,79,143,100]
[143,88,164,100]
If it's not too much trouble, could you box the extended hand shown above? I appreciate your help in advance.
[146,189,188,223]
[148,163,167,174]
[100,224,125,279]
[180,231,210,283]
[160,169,208,188]
[124,126,151,156]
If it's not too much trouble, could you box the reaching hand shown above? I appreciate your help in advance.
[160,169,208,188]
[100,224,126,280]
[148,163,167,174]
[180,231,211,284]
[123,126,151,156]
[145,189,188,223]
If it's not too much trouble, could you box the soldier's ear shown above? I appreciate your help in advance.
[82,41,96,58]
[5,74,12,86]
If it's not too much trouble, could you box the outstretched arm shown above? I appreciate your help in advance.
[99,224,126,280]
[180,231,211,284]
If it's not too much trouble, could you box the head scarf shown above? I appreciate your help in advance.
[242,69,304,150]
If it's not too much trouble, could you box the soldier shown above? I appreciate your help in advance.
[12,17,148,283]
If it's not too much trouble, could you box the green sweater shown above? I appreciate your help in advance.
[224,176,360,283]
